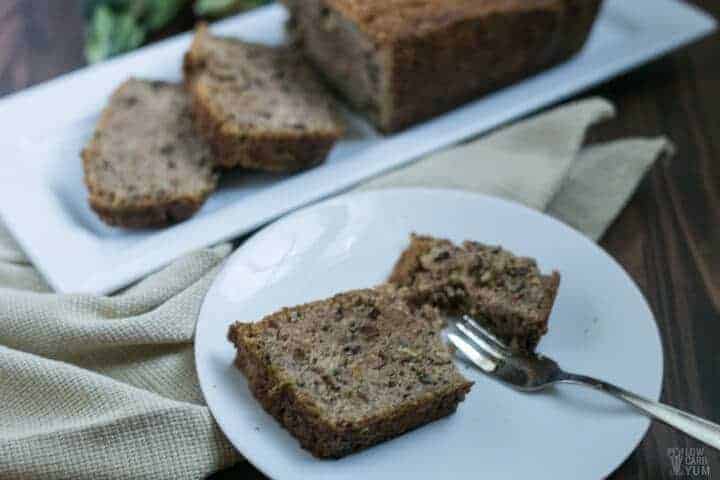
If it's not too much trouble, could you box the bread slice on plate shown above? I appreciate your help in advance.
[228,286,473,459]
[82,78,218,228]
[390,234,561,354]
[183,24,344,173]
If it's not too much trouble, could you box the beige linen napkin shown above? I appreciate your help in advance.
[0,98,672,480]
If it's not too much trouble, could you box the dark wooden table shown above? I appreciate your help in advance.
[2,1,718,478]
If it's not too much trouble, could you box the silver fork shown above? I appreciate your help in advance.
[448,315,720,450]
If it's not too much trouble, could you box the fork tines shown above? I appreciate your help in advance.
[455,315,513,360]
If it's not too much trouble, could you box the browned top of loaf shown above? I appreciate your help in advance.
[325,0,563,43]
[390,234,560,329]
[184,24,343,137]
[228,286,472,425]
[82,78,217,211]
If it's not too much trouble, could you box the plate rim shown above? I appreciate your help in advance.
[195,187,665,480]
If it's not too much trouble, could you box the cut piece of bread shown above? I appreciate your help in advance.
[82,78,218,228]
[282,0,602,132]
[228,286,473,458]
[183,24,344,173]
[390,234,561,354]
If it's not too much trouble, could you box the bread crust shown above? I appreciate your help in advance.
[85,194,205,228]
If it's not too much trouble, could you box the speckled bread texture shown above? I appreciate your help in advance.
[390,234,561,354]
[82,79,218,228]
[283,0,603,132]
[228,286,473,458]
[183,24,344,173]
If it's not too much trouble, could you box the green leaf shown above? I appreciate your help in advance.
[143,0,190,31]
[194,0,236,17]
[194,0,268,18]
[84,0,269,63]
[85,4,146,63]
[114,9,146,49]
[83,0,130,19]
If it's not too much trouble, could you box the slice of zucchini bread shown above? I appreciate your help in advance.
[82,79,218,228]
[390,234,561,354]
[228,286,473,458]
[183,24,344,173]
[282,0,603,132]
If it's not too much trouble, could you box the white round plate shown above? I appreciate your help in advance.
[196,188,663,480]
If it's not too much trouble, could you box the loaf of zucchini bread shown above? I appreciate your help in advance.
[228,286,472,458]
[282,0,603,132]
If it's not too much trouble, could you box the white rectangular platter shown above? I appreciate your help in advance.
[0,0,715,294]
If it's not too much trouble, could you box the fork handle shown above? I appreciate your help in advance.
[560,373,720,451]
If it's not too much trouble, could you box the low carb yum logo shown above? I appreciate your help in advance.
[668,448,685,476]
[668,447,711,477]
